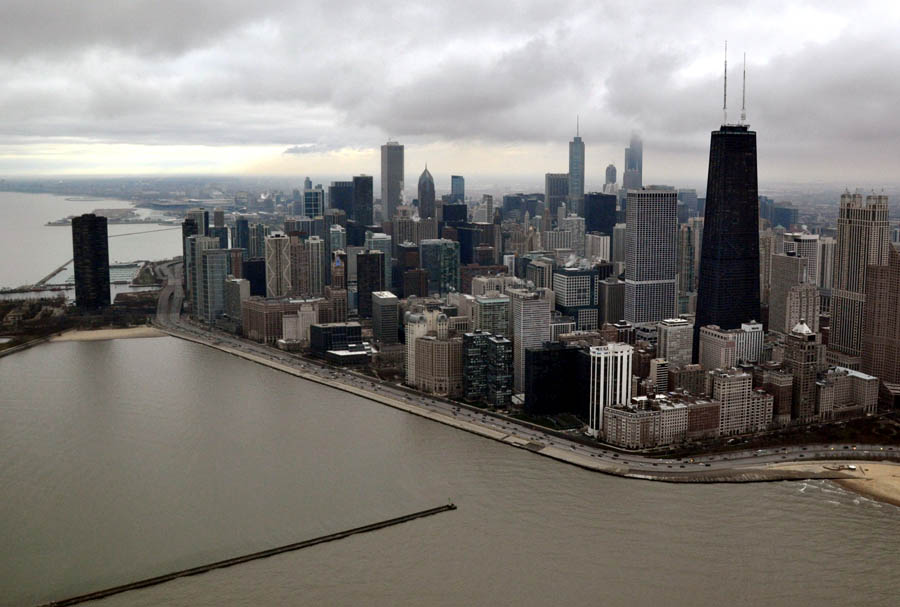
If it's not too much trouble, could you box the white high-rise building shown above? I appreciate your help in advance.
[587,343,633,437]
[405,313,429,385]
[624,189,677,325]
[509,287,553,393]
[265,234,292,298]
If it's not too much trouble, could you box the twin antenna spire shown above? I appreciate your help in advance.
[723,41,748,125]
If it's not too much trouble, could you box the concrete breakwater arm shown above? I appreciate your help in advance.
[38,503,457,607]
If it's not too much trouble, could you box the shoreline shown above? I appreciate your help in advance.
[155,326,900,507]
[832,463,900,508]
[51,327,165,342]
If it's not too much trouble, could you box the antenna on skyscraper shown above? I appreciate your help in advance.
[740,52,747,124]
[576,114,580,137]
[723,41,728,124]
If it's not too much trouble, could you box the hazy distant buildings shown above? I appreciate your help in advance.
[417,167,436,219]
[544,173,569,219]
[568,131,585,214]
[72,213,110,309]
[624,189,677,325]
[450,175,465,203]
[381,141,404,221]
[622,134,643,190]
[694,123,760,359]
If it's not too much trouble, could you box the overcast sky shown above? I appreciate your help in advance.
[1,0,898,188]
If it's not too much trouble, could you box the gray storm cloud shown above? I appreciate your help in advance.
[0,0,898,181]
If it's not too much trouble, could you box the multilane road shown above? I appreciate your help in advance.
[153,261,899,480]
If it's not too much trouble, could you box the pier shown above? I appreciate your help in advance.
[38,503,457,607]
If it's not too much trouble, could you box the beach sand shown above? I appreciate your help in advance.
[832,462,900,508]
[771,460,900,507]
[51,327,165,342]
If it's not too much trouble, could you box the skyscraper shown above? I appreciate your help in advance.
[357,250,385,319]
[304,186,325,218]
[351,175,374,225]
[583,192,617,236]
[862,244,900,385]
[233,215,250,252]
[328,181,354,216]
[587,343,633,437]
[71,213,110,309]
[568,129,585,215]
[693,123,760,360]
[622,134,642,190]
[381,141,404,220]
[624,189,677,325]
[265,234,291,298]
[420,238,460,295]
[198,248,228,324]
[676,217,703,314]
[371,291,399,344]
[544,173,569,219]
[770,253,818,335]
[605,164,617,189]
[417,166,436,219]
[782,320,823,422]
[187,235,219,316]
[509,287,553,393]
[365,231,392,289]
[450,175,465,203]
[829,192,890,366]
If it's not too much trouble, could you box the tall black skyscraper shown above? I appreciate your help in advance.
[352,175,374,225]
[693,124,760,359]
[328,181,354,216]
[233,215,250,251]
[72,213,110,309]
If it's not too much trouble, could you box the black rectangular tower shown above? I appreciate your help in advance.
[693,124,760,360]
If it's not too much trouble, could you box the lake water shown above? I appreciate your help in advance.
[0,192,182,289]
[1,337,897,606]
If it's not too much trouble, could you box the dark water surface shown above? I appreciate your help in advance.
[1,338,897,606]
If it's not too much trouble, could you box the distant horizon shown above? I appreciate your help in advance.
[2,2,899,181]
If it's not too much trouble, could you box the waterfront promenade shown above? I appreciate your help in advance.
[150,262,900,497]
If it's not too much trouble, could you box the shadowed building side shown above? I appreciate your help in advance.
[693,124,760,360]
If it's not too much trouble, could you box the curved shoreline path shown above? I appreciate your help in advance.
[151,262,900,503]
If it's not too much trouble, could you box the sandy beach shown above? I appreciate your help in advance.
[771,461,900,507]
[51,327,165,342]
[832,462,900,508]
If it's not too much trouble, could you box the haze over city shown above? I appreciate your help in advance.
[2,0,900,184]
[2,2,900,606]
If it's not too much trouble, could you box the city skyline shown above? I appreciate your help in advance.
[1,2,900,183]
